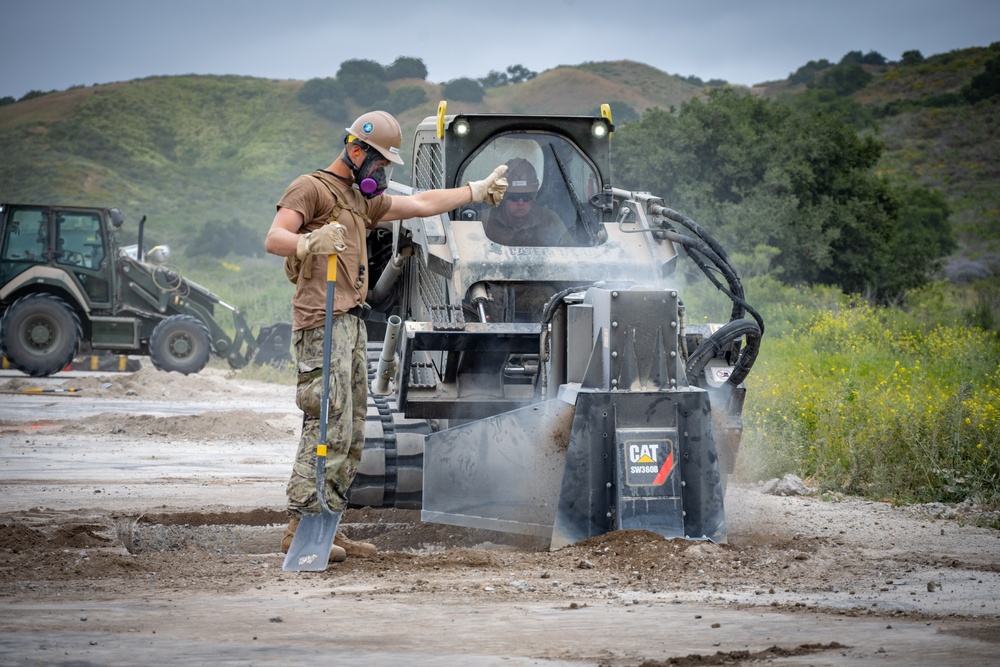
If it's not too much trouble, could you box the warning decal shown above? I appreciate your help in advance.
[624,438,675,486]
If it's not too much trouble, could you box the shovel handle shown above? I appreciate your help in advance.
[316,253,338,501]
[327,254,338,283]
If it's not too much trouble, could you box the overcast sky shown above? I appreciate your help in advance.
[2,0,998,100]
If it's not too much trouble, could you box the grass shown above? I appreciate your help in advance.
[732,286,1000,505]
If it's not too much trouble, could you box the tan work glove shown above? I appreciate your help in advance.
[468,164,508,206]
[296,223,347,259]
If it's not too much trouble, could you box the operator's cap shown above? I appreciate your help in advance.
[345,110,404,165]
[505,158,540,193]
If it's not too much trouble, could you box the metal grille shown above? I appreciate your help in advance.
[417,261,465,330]
[413,140,443,191]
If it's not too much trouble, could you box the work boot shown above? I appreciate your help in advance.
[280,515,347,563]
[334,530,377,558]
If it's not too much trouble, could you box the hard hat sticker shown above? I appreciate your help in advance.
[362,122,374,134]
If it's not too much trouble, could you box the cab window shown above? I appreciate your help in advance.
[2,208,47,262]
[458,133,603,247]
[56,211,105,270]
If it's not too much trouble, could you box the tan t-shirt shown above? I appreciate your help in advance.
[276,171,392,330]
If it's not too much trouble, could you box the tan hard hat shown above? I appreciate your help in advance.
[505,158,540,193]
[346,110,404,165]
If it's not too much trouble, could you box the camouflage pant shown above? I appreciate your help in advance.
[286,315,367,514]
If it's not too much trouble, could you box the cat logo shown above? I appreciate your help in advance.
[624,439,675,486]
[629,443,660,471]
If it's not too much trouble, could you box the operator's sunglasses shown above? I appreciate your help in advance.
[508,193,534,203]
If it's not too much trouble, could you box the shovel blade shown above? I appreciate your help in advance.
[281,508,341,572]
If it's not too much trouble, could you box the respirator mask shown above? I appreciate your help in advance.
[342,141,393,199]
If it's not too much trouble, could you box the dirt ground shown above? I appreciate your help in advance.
[1,363,998,666]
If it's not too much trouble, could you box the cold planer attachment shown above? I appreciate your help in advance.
[421,284,727,549]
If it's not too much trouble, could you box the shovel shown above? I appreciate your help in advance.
[282,252,342,572]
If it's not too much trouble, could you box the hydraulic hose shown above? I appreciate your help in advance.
[684,317,761,387]
[652,205,748,320]
[653,206,733,267]
[659,230,763,334]
[650,205,764,386]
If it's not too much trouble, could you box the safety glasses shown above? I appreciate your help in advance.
[508,194,534,203]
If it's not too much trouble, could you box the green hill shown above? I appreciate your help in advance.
[0,76,334,241]
[1,48,997,276]
[0,60,705,246]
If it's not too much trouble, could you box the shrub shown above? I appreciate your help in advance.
[385,57,428,81]
[384,86,427,115]
[505,64,537,84]
[297,78,349,123]
[788,59,832,86]
[478,70,509,88]
[336,59,386,81]
[963,55,1000,103]
[739,298,1000,504]
[340,73,389,106]
[297,78,343,105]
[441,77,484,103]
[808,64,874,96]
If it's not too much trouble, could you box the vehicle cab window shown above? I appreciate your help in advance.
[56,211,105,269]
[1,208,46,262]
[458,133,602,247]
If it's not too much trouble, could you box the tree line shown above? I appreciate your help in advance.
[786,48,1000,124]
[296,56,430,122]
[613,87,957,303]
[295,57,538,123]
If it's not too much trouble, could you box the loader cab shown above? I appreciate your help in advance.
[398,111,616,325]
[0,204,113,307]
[410,108,613,243]
[456,132,605,248]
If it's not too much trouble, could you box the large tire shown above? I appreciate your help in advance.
[0,293,82,377]
[149,315,211,375]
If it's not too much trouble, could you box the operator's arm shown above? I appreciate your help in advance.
[382,164,508,222]
[383,187,472,221]
[264,207,304,257]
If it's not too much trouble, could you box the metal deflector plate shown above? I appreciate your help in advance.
[421,399,575,539]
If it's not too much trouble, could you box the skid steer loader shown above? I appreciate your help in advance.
[358,103,759,548]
